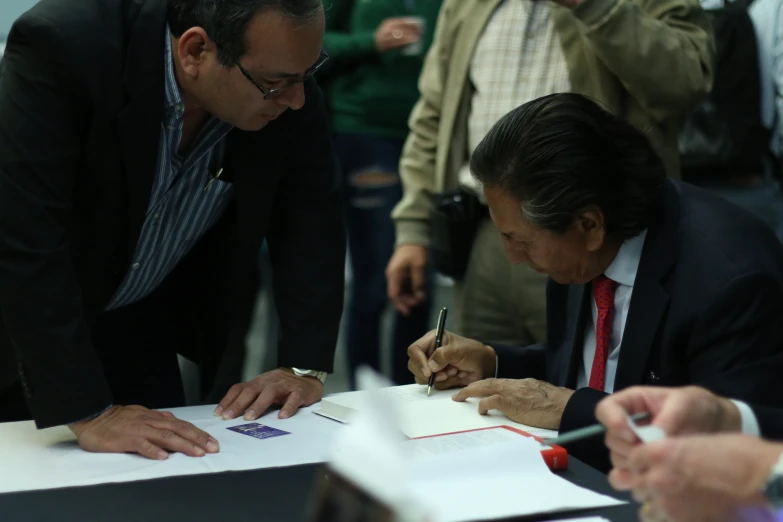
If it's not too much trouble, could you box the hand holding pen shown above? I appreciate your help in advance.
[406,312,498,393]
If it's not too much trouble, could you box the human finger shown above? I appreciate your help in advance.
[477,394,505,416]
[149,417,219,454]
[609,467,636,491]
[243,386,278,421]
[452,379,497,402]
[142,424,206,458]
[279,390,304,420]
[408,332,437,378]
[215,383,243,417]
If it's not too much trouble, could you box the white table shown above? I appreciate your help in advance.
[0,404,343,494]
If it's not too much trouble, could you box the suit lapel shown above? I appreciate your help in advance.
[117,0,166,254]
[556,283,590,387]
[225,128,278,250]
[613,182,679,391]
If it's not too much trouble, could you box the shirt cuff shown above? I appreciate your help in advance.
[730,399,761,437]
[69,404,113,426]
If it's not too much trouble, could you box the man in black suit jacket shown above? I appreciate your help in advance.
[407,93,783,471]
[0,0,345,459]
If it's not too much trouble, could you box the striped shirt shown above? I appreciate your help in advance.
[458,0,571,199]
[107,28,235,310]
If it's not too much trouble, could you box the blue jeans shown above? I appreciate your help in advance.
[334,132,433,388]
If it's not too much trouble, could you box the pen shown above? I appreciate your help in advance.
[427,307,448,397]
[204,167,224,192]
[543,411,652,446]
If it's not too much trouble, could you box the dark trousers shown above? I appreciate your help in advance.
[334,132,433,388]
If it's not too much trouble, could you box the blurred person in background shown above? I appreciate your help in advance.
[597,386,783,522]
[323,0,442,387]
[385,0,714,354]
[685,0,783,240]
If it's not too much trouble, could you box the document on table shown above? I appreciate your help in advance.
[0,404,343,495]
[316,384,558,439]
[407,438,625,522]
[408,424,535,456]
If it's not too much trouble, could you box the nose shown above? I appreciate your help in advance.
[276,82,306,111]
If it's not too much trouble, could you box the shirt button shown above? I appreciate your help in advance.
[152,214,160,221]
[132,263,140,270]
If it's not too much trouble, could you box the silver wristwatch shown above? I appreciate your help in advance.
[291,367,328,384]
[764,452,783,509]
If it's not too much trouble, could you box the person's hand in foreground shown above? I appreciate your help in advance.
[215,368,324,421]
[69,405,220,460]
[452,378,574,430]
[596,386,742,479]
[407,330,496,389]
[623,434,782,522]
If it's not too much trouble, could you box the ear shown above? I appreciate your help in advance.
[576,208,606,252]
[176,27,211,79]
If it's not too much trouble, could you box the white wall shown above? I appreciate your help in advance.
[1,0,39,39]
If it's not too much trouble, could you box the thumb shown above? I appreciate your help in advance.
[652,399,690,436]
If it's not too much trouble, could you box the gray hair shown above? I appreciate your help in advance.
[167,0,323,66]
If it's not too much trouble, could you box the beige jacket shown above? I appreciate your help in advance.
[392,0,714,247]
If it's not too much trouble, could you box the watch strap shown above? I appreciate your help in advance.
[291,367,328,384]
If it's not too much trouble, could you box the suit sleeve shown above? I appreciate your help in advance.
[0,16,113,427]
[572,0,714,122]
[686,271,783,408]
[492,343,547,380]
[391,0,457,247]
[265,80,346,373]
[559,388,612,472]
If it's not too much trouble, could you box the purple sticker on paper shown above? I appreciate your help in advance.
[227,423,291,440]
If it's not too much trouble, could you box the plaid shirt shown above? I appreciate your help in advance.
[459,0,571,197]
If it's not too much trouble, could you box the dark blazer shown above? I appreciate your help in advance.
[494,181,783,471]
[0,0,345,428]
[753,405,783,441]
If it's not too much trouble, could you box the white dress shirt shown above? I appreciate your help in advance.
[573,230,760,436]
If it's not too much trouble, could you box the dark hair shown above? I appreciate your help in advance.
[470,93,666,242]
[167,0,323,66]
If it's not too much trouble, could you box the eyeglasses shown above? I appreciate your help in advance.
[217,43,329,100]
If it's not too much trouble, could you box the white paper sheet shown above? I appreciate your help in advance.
[0,404,343,494]
[319,384,559,439]
[408,439,625,522]
[407,426,541,456]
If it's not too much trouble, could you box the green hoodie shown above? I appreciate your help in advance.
[323,0,443,140]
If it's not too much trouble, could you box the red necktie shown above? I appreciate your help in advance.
[589,275,618,391]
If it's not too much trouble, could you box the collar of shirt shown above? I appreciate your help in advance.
[164,26,186,122]
[603,229,648,288]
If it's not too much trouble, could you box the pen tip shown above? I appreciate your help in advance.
[427,385,431,397]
